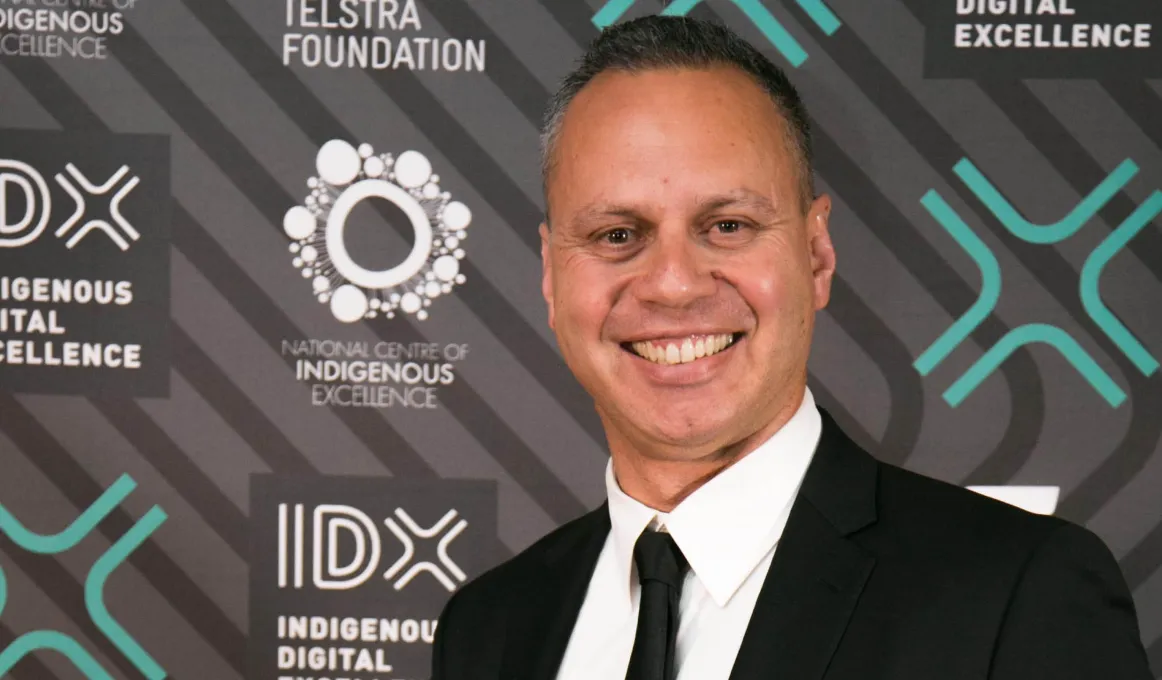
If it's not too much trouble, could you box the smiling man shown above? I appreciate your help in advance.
[430,15,1151,680]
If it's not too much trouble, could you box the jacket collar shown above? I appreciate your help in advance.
[798,408,878,536]
[727,408,878,680]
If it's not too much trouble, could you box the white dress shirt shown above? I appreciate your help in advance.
[556,389,822,680]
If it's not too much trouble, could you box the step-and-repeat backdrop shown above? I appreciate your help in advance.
[0,1,1160,678]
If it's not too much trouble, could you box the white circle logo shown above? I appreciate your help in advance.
[283,140,469,322]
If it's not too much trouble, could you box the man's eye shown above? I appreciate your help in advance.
[715,220,743,234]
[603,228,633,245]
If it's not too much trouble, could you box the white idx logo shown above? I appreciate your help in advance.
[277,503,469,592]
[0,158,140,250]
[283,140,471,323]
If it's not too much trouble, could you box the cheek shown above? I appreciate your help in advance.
[743,272,781,306]
[730,259,784,312]
[554,259,618,341]
[729,254,812,330]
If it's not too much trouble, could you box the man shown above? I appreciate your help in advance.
[431,15,1151,680]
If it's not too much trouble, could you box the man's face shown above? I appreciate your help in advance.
[541,66,835,458]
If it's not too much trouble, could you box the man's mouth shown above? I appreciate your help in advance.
[623,333,743,366]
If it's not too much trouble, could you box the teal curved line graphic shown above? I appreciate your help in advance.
[1081,190,1162,377]
[914,190,1002,375]
[85,506,168,680]
[0,563,6,619]
[591,0,635,28]
[664,0,807,66]
[795,0,841,34]
[954,158,1138,245]
[944,324,1126,408]
[0,475,135,555]
[592,0,839,67]
[0,630,114,679]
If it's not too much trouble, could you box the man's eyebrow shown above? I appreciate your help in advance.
[693,190,780,216]
[566,190,781,227]
[569,203,642,226]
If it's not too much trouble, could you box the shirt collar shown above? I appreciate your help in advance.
[606,388,822,608]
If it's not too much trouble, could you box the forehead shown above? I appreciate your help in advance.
[547,66,797,217]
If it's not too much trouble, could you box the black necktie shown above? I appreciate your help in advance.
[625,529,689,680]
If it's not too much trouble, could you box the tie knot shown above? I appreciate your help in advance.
[633,529,688,589]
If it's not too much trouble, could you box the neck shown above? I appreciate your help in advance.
[606,389,806,512]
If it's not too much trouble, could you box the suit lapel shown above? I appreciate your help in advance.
[500,505,610,680]
[729,410,878,680]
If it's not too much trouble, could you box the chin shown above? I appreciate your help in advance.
[639,410,737,452]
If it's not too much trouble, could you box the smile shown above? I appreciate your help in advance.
[625,333,742,366]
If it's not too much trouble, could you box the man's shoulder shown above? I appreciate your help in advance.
[432,505,607,671]
[816,411,1069,552]
[451,504,607,610]
[870,458,1074,560]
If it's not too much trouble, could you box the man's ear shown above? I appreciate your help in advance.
[540,222,555,330]
[806,194,836,311]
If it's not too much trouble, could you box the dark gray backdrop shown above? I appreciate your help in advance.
[0,0,1159,678]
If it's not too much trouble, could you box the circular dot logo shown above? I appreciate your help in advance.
[283,139,470,322]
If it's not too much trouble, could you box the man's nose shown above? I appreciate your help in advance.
[632,230,717,307]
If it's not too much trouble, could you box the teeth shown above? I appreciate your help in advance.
[630,333,736,366]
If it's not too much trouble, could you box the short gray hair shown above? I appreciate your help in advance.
[540,15,815,212]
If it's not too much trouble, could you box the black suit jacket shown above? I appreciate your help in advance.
[432,411,1152,679]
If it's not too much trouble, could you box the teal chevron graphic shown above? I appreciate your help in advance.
[591,0,840,67]
[916,159,1161,408]
[0,474,168,679]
